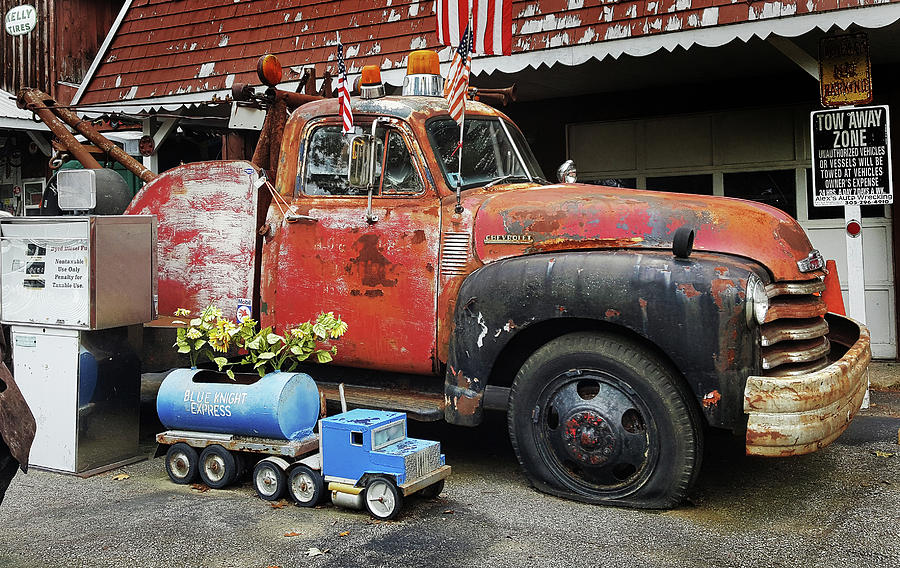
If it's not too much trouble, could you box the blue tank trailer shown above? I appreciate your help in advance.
[154,369,451,520]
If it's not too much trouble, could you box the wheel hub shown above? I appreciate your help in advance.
[562,411,617,465]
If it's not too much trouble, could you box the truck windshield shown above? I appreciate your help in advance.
[427,117,545,190]
[372,420,405,450]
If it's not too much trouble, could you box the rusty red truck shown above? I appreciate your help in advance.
[46,50,870,508]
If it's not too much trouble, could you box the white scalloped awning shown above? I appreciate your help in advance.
[0,89,49,131]
[71,5,900,117]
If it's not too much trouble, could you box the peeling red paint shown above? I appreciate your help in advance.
[677,283,701,299]
[702,390,722,409]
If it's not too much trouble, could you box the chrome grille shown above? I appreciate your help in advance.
[441,232,470,276]
[760,279,831,373]
[404,444,440,482]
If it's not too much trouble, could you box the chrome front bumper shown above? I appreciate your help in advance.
[744,314,871,457]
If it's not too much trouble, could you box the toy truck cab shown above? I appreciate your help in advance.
[320,409,450,519]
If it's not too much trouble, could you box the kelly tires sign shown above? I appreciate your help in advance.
[4,4,36,36]
[810,105,893,207]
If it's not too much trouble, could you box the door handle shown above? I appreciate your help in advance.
[285,214,318,223]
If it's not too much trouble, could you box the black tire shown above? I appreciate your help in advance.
[364,476,403,520]
[507,331,703,509]
[418,479,444,499]
[198,445,238,489]
[287,465,324,507]
[253,459,287,501]
[164,443,199,485]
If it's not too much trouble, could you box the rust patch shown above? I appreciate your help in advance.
[638,298,648,309]
[714,267,729,276]
[350,290,361,296]
[411,229,426,244]
[605,309,620,319]
[364,290,384,298]
[710,279,736,310]
[349,234,398,287]
[454,392,483,416]
[702,390,722,409]
[677,283,701,298]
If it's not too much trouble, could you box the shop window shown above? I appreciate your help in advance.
[723,170,796,218]
[804,169,886,220]
[646,175,713,195]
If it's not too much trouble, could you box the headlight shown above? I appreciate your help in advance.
[746,274,770,326]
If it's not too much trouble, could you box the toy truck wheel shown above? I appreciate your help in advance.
[253,459,287,501]
[287,465,324,507]
[364,476,403,520]
[165,443,199,485]
[508,332,703,509]
[418,479,444,499]
[198,445,238,489]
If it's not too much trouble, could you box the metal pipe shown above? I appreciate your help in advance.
[17,89,102,171]
[18,88,157,183]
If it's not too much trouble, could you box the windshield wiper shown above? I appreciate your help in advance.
[482,174,534,189]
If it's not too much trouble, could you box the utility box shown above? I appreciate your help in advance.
[0,216,155,474]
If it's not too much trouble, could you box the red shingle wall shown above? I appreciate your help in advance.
[79,0,899,105]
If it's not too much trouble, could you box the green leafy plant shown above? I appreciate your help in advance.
[172,306,348,379]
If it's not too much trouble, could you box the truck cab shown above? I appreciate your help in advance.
[320,409,449,519]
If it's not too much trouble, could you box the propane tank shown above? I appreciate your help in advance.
[156,369,320,440]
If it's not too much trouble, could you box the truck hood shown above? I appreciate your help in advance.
[470,183,819,281]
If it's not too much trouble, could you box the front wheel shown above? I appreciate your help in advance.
[364,476,402,520]
[508,332,703,509]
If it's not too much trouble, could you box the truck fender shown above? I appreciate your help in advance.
[296,452,321,471]
[443,250,761,429]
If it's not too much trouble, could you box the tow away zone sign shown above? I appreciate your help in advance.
[810,105,892,206]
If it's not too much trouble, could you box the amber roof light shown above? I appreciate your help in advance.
[257,54,283,87]
[407,50,440,76]
[402,50,442,96]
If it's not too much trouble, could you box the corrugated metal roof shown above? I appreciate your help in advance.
[0,88,49,131]
[74,0,900,111]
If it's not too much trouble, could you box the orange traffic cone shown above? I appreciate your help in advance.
[822,259,845,315]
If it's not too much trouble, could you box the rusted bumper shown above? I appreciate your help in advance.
[744,314,870,457]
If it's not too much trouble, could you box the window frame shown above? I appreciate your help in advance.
[297,117,430,199]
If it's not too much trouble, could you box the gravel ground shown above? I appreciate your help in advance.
[1,393,898,568]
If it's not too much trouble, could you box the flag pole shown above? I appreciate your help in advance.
[455,9,473,214]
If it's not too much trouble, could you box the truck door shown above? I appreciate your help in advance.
[276,118,440,375]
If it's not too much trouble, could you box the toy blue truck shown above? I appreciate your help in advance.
[155,371,450,520]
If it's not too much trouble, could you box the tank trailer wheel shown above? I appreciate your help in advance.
[164,443,199,485]
[198,445,238,489]
[508,331,703,509]
[288,465,324,507]
[252,458,287,501]
[364,476,403,520]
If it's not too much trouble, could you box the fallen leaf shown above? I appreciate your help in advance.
[270,501,286,509]
[111,473,130,481]
[190,483,210,493]
[873,450,896,458]
[306,548,329,557]
[442,510,454,515]
[338,531,350,537]
[284,531,302,538]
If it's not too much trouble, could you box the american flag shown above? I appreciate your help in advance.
[436,0,511,56]
[337,43,353,134]
[443,24,472,125]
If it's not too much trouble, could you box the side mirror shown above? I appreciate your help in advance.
[347,134,375,188]
[556,159,577,184]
